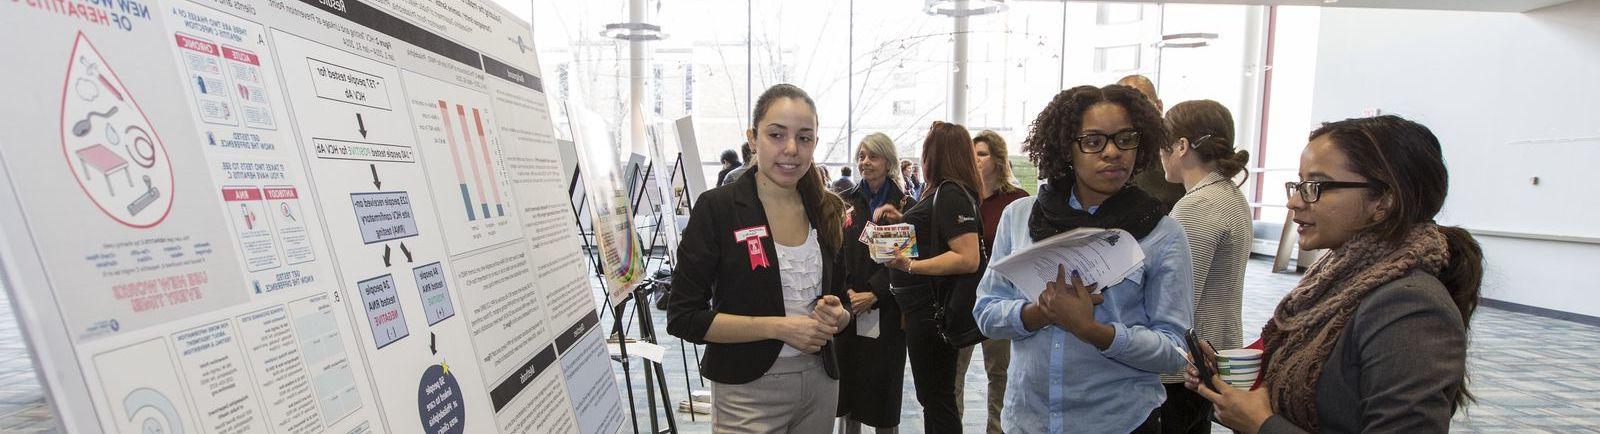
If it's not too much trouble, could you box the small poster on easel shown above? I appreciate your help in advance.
[567,101,644,306]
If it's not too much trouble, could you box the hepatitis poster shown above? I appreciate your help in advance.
[0,0,624,433]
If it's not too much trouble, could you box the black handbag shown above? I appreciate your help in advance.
[926,181,987,348]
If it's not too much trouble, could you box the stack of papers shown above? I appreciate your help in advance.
[858,222,918,263]
[989,228,1144,303]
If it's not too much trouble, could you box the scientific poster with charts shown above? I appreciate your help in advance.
[0,0,624,433]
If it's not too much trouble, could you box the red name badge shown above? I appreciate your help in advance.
[735,225,770,270]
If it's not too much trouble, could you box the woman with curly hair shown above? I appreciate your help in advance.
[973,85,1195,433]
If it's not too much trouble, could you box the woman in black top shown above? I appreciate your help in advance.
[880,121,985,433]
[665,84,854,432]
[835,132,911,433]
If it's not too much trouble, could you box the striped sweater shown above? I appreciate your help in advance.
[1161,171,1253,384]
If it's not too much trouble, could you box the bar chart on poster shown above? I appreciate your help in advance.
[0,0,624,433]
[400,71,523,256]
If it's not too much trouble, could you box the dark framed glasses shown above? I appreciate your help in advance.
[1285,180,1380,203]
[1072,129,1141,154]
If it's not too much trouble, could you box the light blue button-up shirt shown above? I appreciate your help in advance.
[974,193,1194,434]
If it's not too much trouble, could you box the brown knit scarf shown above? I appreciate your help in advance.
[1259,223,1449,432]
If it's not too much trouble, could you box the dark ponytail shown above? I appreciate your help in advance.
[1311,115,1483,410]
[1435,226,1482,329]
[1437,224,1483,410]
[1166,99,1249,185]
[750,84,845,254]
[798,164,844,255]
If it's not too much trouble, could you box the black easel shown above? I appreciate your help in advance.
[633,152,709,420]
[571,164,678,434]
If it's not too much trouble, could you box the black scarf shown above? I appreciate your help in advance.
[856,177,900,213]
[1028,177,1166,242]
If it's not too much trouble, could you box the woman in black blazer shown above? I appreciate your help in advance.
[835,132,912,433]
[665,84,853,433]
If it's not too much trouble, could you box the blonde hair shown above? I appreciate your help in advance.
[974,130,1021,194]
[859,132,900,182]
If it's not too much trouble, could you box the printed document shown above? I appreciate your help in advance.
[989,228,1144,303]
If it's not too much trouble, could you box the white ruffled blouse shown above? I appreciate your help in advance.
[775,228,823,357]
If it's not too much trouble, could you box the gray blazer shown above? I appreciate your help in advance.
[1261,270,1468,434]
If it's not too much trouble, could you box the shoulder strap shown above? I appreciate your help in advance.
[928,180,981,254]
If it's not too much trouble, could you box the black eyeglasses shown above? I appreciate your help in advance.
[1285,180,1380,203]
[1073,129,1141,153]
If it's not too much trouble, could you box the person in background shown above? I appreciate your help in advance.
[878,121,985,434]
[666,84,854,433]
[974,84,1194,433]
[724,141,756,185]
[1154,100,1253,434]
[953,130,1028,434]
[1118,74,1185,209]
[821,164,835,188]
[1188,115,1481,434]
[900,159,924,198]
[835,132,910,434]
[718,148,743,187]
[832,166,856,193]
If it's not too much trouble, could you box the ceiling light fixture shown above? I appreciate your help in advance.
[1155,32,1218,49]
[600,22,666,41]
[924,0,1007,17]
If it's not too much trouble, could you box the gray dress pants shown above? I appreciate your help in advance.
[710,354,839,433]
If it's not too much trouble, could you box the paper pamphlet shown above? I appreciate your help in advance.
[856,309,882,338]
[860,222,918,263]
[989,228,1145,303]
[607,341,668,364]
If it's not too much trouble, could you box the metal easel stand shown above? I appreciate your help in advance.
[574,164,678,434]
[642,152,709,419]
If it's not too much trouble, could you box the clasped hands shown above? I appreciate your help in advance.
[846,289,877,317]
[1034,264,1105,333]
[772,295,852,354]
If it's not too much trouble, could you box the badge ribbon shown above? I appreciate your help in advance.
[735,226,770,270]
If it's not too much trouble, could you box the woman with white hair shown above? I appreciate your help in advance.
[834,132,912,433]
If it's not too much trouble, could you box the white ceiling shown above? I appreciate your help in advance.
[493,0,1577,26]
[1025,0,1573,13]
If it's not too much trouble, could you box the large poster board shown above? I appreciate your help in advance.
[672,115,710,203]
[0,0,625,433]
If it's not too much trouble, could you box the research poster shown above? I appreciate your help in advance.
[566,101,644,306]
[0,0,625,433]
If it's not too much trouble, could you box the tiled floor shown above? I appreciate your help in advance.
[611,256,1600,434]
[0,289,55,433]
[3,257,1599,433]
